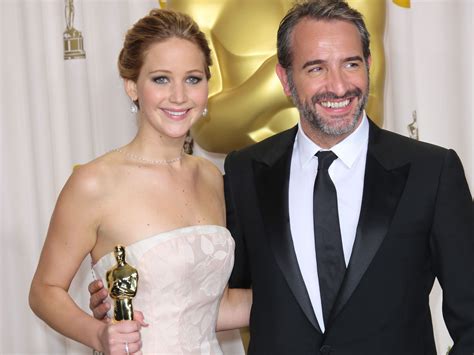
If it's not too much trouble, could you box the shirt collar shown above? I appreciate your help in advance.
[295,113,369,168]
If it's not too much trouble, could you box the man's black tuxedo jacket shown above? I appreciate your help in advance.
[224,120,474,355]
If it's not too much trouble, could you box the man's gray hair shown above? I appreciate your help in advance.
[277,0,371,70]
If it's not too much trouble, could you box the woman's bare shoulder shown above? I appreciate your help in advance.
[62,151,120,201]
[192,155,222,177]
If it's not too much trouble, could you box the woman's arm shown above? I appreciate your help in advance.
[29,165,142,353]
[216,286,252,331]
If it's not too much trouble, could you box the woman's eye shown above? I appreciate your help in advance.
[153,76,169,84]
[186,76,202,85]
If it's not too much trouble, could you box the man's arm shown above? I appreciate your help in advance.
[431,149,474,354]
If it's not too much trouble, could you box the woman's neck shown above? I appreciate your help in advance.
[126,131,186,162]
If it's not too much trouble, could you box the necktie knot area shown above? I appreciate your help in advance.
[316,151,337,171]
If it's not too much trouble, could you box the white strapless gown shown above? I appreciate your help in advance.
[92,225,235,354]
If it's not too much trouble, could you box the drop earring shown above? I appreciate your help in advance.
[130,101,138,113]
[202,108,208,117]
[183,130,194,155]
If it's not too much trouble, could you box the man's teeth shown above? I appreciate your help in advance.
[321,99,350,109]
[164,110,187,116]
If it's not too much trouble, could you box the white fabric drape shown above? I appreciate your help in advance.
[385,0,473,187]
[1,0,471,354]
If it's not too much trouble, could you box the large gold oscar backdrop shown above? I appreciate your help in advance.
[161,0,385,154]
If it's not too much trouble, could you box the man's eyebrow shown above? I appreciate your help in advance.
[302,59,325,70]
[301,56,364,70]
[344,56,364,63]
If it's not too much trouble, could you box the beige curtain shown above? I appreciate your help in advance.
[385,0,472,187]
[1,1,156,353]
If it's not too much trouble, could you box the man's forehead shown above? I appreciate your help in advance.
[292,18,360,38]
[290,19,363,56]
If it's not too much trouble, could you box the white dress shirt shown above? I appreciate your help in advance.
[288,115,369,332]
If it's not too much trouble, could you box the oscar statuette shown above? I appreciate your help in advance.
[63,0,86,60]
[106,245,138,321]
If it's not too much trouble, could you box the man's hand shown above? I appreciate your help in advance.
[88,280,110,321]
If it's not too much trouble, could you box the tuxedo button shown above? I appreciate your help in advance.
[320,345,332,354]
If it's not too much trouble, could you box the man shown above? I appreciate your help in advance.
[224,0,473,354]
[90,1,474,354]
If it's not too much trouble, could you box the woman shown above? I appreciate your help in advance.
[29,9,250,354]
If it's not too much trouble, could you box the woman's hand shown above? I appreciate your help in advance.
[98,311,148,354]
[98,320,141,355]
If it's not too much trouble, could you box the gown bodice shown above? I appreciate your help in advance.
[92,225,235,354]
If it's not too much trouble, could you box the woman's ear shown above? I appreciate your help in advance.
[124,79,138,102]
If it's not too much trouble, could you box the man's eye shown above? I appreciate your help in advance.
[346,62,360,69]
[153,76,169,84]
[309,67,323,73]
[186,76,202,85]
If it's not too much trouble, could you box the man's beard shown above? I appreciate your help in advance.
[288,73,369,137]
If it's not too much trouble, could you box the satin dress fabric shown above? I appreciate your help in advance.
[92,225,235,354]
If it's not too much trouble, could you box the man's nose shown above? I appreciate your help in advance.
[325,69,349,97]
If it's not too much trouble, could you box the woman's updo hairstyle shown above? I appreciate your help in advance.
[118,9,212,82]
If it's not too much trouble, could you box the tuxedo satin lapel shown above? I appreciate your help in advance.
[330,133,409,323]
[254,143,321,333]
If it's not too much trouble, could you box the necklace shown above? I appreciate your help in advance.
[113,148,184,165]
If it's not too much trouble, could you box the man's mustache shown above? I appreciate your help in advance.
[311,88,363,105]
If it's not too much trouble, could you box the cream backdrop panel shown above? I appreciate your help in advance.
[0,0,472,354]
